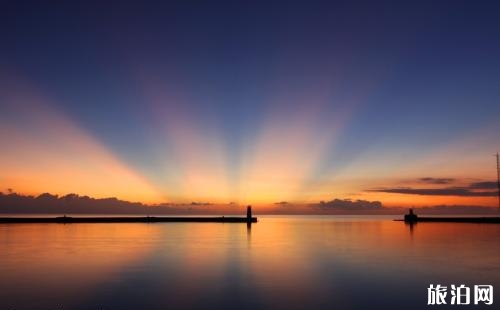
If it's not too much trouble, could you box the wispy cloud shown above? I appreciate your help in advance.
[189,201,213,206]
[368,179,498,197]
[274,201,290,205]
[419,177,455,184]
[469,181,498,189]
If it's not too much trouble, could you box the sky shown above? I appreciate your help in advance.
[1,1,499,209]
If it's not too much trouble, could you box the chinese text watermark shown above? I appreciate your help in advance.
[428,285,493,305]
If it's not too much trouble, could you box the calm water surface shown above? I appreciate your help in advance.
[1,215,499,310]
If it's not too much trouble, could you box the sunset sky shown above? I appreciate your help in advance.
[1,1,499,209]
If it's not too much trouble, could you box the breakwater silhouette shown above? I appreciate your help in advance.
[400,208,500,223]
[0,207,257,224]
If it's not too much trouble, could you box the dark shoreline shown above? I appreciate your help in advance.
[0,216,258,224]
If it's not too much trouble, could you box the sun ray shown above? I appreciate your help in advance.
[0,76,163,203]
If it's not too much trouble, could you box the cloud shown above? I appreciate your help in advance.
[369,187,497,197]
[419,177,455,184]
[315,199,383,210]
[274,201,289,205]
[0,192,147,214]
[368,179,499,197]
[0,192,225,214]
[469,181,498,189]
[190,201,213,206]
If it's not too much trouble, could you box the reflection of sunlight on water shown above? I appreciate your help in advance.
[1,217,499,310]
[0,223,160,309]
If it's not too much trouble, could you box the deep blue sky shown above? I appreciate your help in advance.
[1,1,499,205]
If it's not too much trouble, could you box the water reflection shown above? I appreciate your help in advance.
[247,221,252,248]
[0,217,499,310]
[406,221,416,237]
[0,223,161,309]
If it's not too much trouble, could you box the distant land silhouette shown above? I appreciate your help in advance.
[0,191,498,215]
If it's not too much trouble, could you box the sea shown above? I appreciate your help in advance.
[1,215,499,310]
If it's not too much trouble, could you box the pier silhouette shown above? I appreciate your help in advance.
[0,206,258,224]
[400,209,500,224]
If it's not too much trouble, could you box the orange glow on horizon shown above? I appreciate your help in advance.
[1,74,498,209]
[0,78,163,203]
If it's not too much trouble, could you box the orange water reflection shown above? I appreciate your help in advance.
[1,217,499,310]
[0,223,160,308]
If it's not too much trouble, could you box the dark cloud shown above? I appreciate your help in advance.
[469,181,498,189]
[315,199,383,210]
[0,192,147,214]
[419,177,455,184]
[274,201,289,205]
[370,187,497,197]
[190,201,212,206]
[0,192,227,214]
[368,180,499,197]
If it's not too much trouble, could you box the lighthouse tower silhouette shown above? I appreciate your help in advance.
[246,205,252,223]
